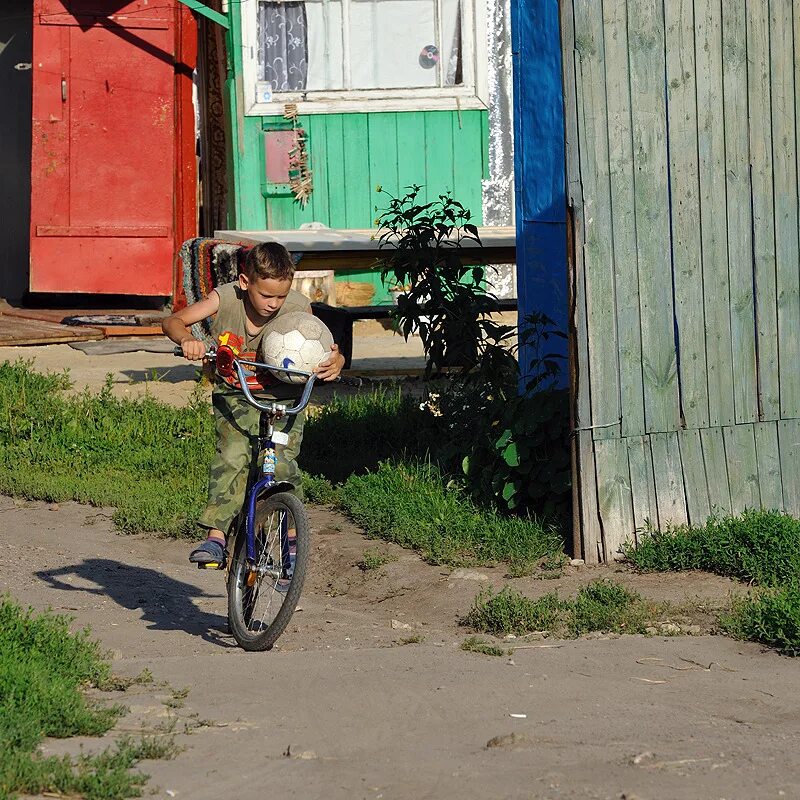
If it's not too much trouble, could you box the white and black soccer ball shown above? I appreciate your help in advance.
[259,311,334,384]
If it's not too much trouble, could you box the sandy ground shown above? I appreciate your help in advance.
[2,496,799,800]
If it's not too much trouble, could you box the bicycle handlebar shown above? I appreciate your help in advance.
[171,344,362,415]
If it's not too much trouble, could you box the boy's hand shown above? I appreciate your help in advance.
[181,337,207,361]
[314,344,346,381]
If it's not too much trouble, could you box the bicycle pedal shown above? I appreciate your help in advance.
[197,560,226,570]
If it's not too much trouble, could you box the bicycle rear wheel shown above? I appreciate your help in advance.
[227,491,310,651]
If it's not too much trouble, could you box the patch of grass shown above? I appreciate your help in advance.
[720,585,800,656]
[398,635,424,645]
[463,586,563,636]
[302,473,337,505]
[301,386,429,483]
[623,510,800,588]
[337,462,562,569]
[460,636,506,657]
[0,597,176,800]
[464,580,665,639]
[0,361,213,538]
[624,510,800,655]
[358,547,397,571]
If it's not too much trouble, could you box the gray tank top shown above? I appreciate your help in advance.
[210,281,312,398]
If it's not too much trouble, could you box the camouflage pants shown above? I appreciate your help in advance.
[198,387,305,536]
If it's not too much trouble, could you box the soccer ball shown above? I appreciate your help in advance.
[259,311,334,384]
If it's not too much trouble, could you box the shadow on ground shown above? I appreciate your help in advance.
[121,365,200,384]
[35,558,232,647]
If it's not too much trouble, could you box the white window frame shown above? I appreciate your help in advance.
[240,0,488,115]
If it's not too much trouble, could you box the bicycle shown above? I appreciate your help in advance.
[178,342,358,651]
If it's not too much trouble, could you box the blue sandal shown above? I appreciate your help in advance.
[189,538,227,570]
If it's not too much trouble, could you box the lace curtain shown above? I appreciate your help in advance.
[257,1,309,91]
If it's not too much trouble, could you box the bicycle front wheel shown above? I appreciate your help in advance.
[227,491,310,651]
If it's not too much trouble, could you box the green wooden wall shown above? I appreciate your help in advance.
[225,5,489,299]
[564,0,800,562]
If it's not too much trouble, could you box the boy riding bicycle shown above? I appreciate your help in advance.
[163,242,345,567]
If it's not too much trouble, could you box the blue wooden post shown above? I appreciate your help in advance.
[511,0,568,388]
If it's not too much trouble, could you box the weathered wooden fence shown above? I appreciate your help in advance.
[563,0,800,562]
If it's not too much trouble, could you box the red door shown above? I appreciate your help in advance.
[30,0,178,294]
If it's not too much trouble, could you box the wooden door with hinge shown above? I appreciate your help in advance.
[30,0,178,294]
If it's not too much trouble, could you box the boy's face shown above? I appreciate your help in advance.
[239,273,292,319]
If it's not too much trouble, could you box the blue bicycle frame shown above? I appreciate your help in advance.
[233,358,317,566]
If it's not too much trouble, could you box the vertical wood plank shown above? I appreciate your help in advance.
[452,111,486,218]
[423,112,455,201]
[678,429,711,525]
[778,419,800,515]
[342,115,372,228]
[694,0,735,426]
[395,113,427,194]
[627,436,659,535]
[721,0,758,423]
[306,115,330,224]
[754,421,783,511]
[747,2,780,420]
[602,0,645,438]
[563,0,603,563]
[700,427,733,515]
[665,0,709,428]
[573,0,621,440]
[772,0,800,418]
[368,113,399,206]
[627,0,680,433]
[722,424,761,513]
[594,438,636,558]
[649,432,688,527]
[324,114,348,229]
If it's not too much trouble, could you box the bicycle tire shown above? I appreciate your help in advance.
[227,491,310,651]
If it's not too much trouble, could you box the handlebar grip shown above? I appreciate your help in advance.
[335,375,364,388]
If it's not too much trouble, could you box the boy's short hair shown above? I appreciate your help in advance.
[244,242,295,281]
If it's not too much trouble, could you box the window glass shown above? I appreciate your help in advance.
[256,0,463,93]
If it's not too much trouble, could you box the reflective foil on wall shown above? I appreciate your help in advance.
[482,0,516,298]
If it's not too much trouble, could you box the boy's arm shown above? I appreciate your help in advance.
[162,292,221,360]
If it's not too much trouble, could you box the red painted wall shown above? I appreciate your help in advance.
[29,0,197,295]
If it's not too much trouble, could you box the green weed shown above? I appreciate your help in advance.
[460,636,506,657]
[337,461,562,569]
[464,580,664,639]
[0,597,176,800]
[623,510,800,588]
[719,585,800,656]
[358,548,397,571]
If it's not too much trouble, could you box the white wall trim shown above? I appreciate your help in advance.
[240,0,489,117]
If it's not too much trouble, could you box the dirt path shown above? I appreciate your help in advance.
[2,496,799,800]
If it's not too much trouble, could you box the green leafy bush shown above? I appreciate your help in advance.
[720,585,800,656]
[623,510,800,588]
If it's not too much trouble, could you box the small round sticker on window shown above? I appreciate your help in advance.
[419,45,440,69]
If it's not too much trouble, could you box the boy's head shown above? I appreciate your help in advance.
[239,242,295,318]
